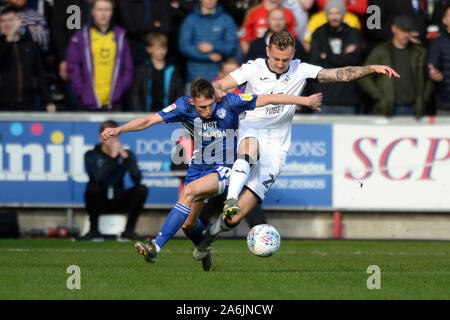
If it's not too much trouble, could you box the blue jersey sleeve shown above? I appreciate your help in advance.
[224,93,257,114]
[157,97,186,123]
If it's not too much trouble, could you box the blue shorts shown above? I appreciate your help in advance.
[185,164,232,196]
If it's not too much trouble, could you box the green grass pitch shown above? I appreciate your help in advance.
[0,238,449,300]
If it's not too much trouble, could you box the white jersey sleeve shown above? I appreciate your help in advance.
[298,62,323,79]
[229,60,260,86]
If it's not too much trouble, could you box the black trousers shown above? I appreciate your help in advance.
[84,183,148,233]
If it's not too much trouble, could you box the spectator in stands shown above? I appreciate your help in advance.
[113,0,173,66]
[52,0,92,111]
[246,7,308,62]
[169,1,196,78]
[282,0,315,43]
[0,6,55,112]
[239,0,297,54]
[82,120,148,241]
[358,15,433,118]
[7,0,49,50]
[178,0,237,90]
[113,0,173,111]
[309,0,362,114]
[363,0,429,53]
[220,0,260,26]
[213,57,245,94]
[131,32,184,112]
[430,0,450,34]
[428,3,450,114]
[303,0,361,52]
[316,0,368,18]
[26,0,52,25]
[66,0,133,111]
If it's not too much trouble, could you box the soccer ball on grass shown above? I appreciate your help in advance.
[247,224,281,257]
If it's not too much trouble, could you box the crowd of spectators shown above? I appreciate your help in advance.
[0,0,449,117]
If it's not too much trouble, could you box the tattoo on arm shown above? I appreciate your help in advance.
[318,66,372,83]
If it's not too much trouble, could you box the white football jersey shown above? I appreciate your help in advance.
[230,58,323,151]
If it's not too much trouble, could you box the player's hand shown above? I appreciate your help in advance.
[370,65,400,78]
[214,87,226,102]
[101,127,121,141]
[307,93,323,112]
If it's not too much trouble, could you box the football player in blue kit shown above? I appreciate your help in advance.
[101,78,322,271]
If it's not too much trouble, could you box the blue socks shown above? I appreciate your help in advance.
[154,202,190,250]
[183,218,205,245]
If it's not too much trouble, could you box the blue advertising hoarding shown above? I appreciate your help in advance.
[0,120,332,208]
[264,124,332,208]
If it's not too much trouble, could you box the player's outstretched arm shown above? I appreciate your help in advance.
[212,75,239,101]
[317,65,400,83]
[255,93,323,112]
[101,113,164,141]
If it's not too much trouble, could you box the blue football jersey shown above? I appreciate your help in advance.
[158,93,257,166]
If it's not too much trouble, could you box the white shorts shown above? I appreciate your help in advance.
[238,124,287,201]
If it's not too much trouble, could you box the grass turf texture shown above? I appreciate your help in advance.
[0,239,449,300]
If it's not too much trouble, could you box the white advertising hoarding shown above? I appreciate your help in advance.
[333,124,450,210]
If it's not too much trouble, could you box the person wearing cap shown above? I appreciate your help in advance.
[357,15,433,118]
[308,0,363,114]
[362,0,429,55]
[302,0,361,52]
[427,3,450,114]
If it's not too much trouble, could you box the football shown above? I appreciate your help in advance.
[247,224,281,257]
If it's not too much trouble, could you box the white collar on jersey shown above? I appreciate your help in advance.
[265,58,290,80]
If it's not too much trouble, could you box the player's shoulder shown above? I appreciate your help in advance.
[290,59,324,79]
[290,58,306,70]
[174,96,190,109]
[240,58,266,71]
[224,92,254,102]
[294,59,321,70]
[161,96,187,114]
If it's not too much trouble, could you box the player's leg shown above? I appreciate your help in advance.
[224,136,259,219]
[180,201,214,271]
[135,172,220,263]
[192,188,259,261]
[213,188,259,234]
[181,200,206,247]
[194,148,286,260]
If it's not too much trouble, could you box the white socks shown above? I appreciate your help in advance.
[227,158,250,200]
[209,214,234,236]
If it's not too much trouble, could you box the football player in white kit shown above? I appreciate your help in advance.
[193,31,400,261]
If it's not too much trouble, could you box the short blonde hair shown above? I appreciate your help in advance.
[268,31,295,50]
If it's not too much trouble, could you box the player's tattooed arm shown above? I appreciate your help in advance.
[317,65,400,83]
